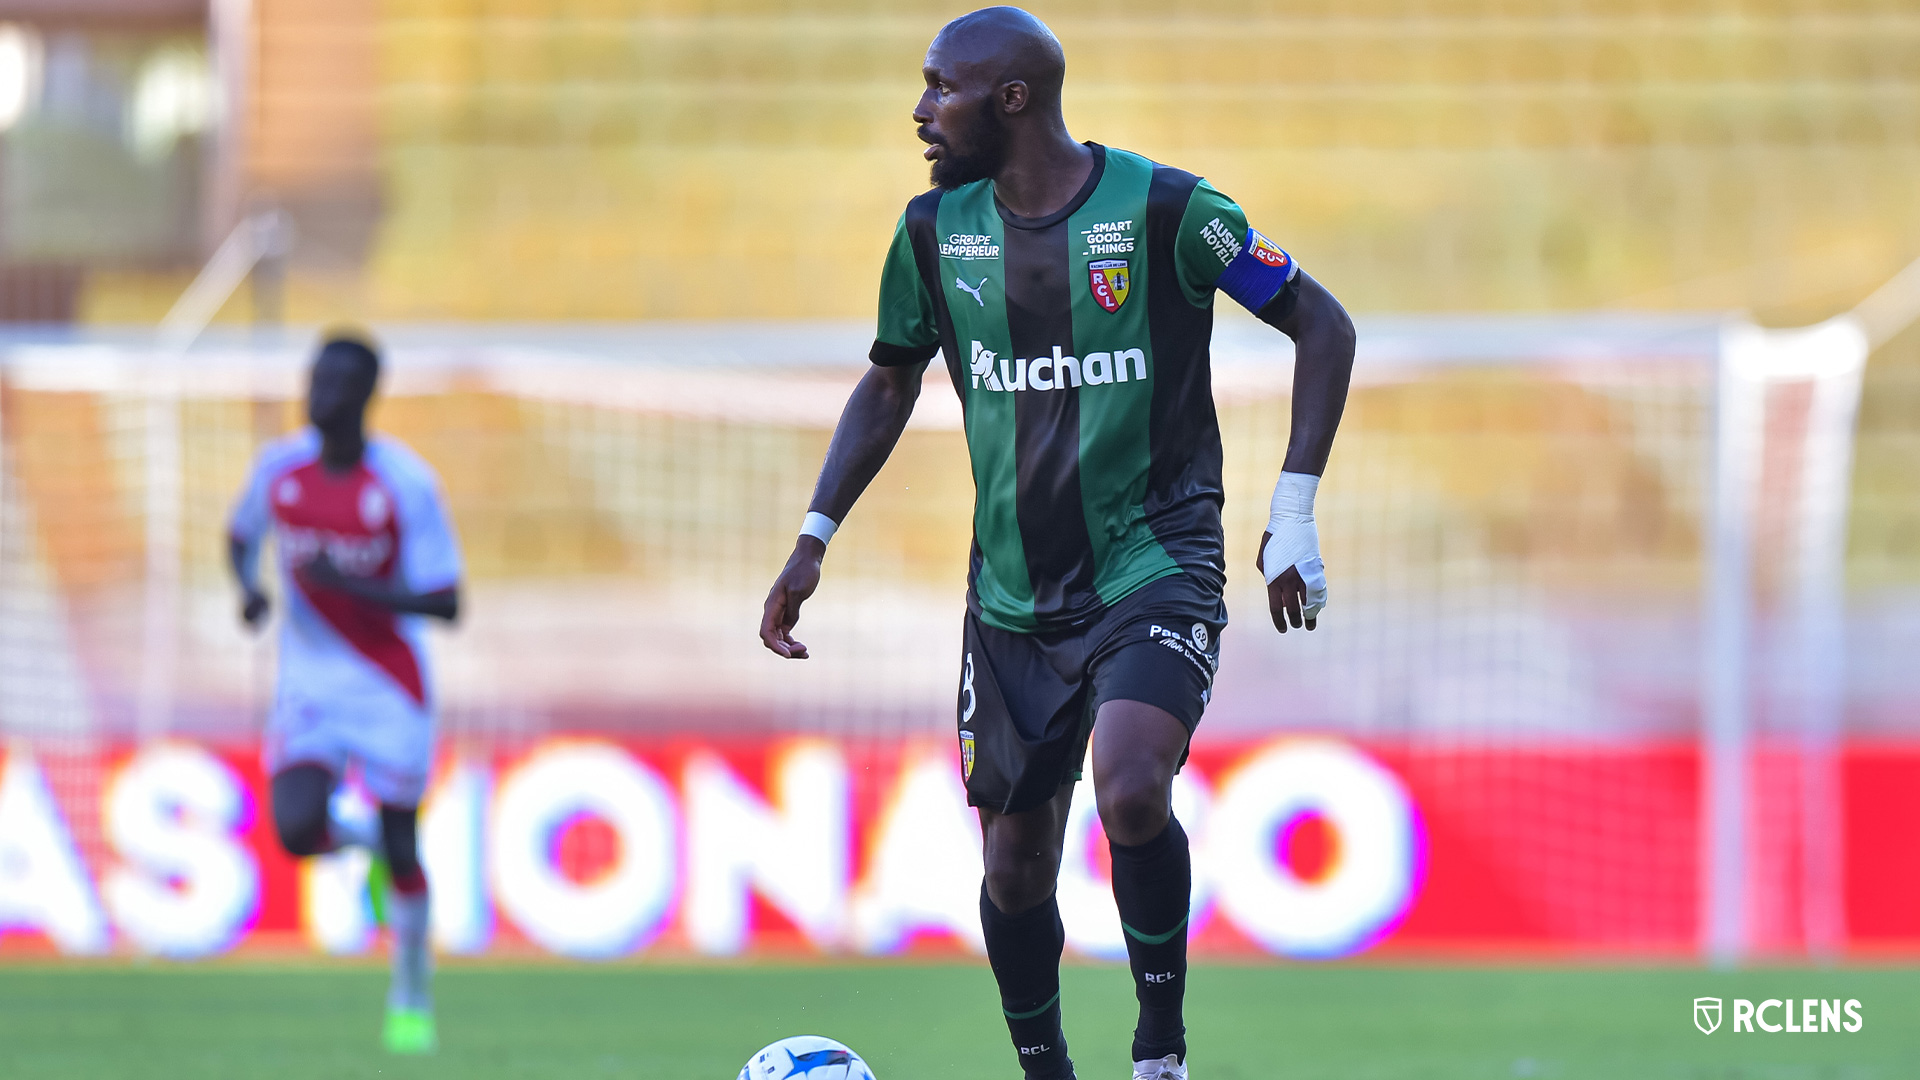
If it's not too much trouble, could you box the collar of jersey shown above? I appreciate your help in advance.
[992,142,1107,231]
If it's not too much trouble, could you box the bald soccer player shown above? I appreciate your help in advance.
[760,10,1356,1080]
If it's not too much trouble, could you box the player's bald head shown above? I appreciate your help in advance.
[929,7,1066,112]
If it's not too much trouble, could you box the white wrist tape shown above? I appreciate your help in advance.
[799,511,839,546]
[1262,471,1329,618]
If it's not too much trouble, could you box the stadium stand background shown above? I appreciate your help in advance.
[3,1,1906,324]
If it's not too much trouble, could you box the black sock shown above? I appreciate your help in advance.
[1110,816,1191,1063]
[980,883,1073,1080]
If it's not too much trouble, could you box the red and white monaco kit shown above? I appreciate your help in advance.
[230,430,462,805]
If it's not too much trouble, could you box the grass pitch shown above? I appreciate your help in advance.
[1,962,1914,1079]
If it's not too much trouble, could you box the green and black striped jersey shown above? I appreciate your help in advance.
[870,143,1300,634]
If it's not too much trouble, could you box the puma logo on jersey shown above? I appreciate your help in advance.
[955,276,988,307]
[969,340,1147,392]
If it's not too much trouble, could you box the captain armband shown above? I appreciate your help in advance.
[1215,227,1302,326]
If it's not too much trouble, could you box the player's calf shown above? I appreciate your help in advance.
[1111,816,1192,1066]
[1090,704,1195,1066]
[378,804,434,1027]
[379,804,427,895]
[977,792,1076,1079]
[980,883,1074,1080]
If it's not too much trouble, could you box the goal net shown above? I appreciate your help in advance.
[0,312,1898,961]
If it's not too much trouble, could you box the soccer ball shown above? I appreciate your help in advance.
[738,1035,876,1080]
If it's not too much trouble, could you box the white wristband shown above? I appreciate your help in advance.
[1267,471,1318,531]
[800,511,839,546]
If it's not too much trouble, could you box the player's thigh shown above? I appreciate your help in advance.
[264,699,350,786]
[1089,698,1190,845]
[1087,611,1220,842]
[977,782,1076,913]
[269,761,336,855]
[959,612,1092,817]
[342,703,436,808]
[1086,578,1222,741]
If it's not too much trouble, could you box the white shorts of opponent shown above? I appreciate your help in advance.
[264,690,436,807]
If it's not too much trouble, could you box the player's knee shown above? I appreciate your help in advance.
[273,801,331,857]
[1097,770,1171,848]
[982,849,1059,915]
[270,765,334,857]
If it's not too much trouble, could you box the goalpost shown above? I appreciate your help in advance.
[1703,316,1867,965]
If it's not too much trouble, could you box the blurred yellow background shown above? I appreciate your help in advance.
[68,0,1920,327]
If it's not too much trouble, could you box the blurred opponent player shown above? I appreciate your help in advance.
[761,9,1356,1080]
[228,333,463,1054]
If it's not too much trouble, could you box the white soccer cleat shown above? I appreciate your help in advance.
[1131,1054,1186,1080]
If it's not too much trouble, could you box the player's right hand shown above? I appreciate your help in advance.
[240,588,270,629]
[760,537,825,659]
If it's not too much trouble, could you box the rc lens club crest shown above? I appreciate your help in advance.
[1089,259,1130,312]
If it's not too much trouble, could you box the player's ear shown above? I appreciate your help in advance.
[999,79,1028,116]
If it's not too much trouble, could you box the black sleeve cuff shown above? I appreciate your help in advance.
[869,339,940,367]
[1253,276,1301,329]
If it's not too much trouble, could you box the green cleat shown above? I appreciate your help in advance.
[383,1006,437,1055]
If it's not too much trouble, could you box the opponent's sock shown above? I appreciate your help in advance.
[980,884,1073,1080]
[1110,817,1191,1064]
[386,880,432,1012]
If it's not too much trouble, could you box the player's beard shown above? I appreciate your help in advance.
[929,97,1006,190]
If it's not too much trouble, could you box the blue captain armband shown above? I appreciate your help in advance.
[1215,228,1301,316]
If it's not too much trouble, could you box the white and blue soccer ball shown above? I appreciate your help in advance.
[738,1035,876,1080]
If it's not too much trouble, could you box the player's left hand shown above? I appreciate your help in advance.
[1257,529,1327,634]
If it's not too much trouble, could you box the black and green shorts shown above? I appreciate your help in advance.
[957,573,1226,815]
